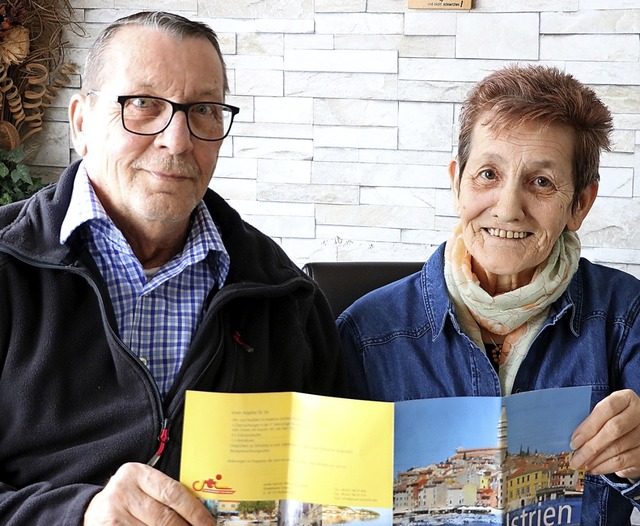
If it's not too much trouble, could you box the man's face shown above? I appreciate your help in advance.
[70,26,226,233]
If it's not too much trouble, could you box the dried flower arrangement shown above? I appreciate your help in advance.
[0,0,79,204]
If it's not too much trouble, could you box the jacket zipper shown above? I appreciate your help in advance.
[79,264,171,465]
[148,418,170,467]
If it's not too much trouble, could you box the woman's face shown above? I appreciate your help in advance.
[449,117,598,293]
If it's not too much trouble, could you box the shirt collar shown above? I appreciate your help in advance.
[60,161,109,244]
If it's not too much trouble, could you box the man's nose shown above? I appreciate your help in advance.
[156,109,194,153]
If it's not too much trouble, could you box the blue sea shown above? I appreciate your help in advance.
[418,522,496,526]
[408,516,500,526]
[345,521,389,526]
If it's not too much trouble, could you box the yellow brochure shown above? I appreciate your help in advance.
[180,391,393,507]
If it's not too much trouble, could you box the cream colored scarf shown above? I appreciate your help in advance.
[444,225,581,394]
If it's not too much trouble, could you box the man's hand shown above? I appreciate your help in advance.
[569,389,640,480]
[84,462,216,525]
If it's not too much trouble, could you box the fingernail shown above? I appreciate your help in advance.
[570,433,582,451]
[569,451,584,470]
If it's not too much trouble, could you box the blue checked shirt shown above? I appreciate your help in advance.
[60,164,230,398]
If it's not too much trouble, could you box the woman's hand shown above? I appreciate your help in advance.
[84,462,216,526]
[569,389,640,480]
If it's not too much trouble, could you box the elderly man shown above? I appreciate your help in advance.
[0,11,345,525]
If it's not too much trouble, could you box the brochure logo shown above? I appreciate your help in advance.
[192,474,236,495]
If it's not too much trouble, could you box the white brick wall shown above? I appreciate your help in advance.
[45,1,640,274]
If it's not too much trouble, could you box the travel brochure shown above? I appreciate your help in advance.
[180,385,591,526]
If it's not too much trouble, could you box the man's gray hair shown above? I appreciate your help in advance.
[83,11,228,95]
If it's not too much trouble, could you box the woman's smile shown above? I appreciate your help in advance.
[485,228,530,239]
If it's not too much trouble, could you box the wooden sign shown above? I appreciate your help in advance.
[408,0,472,9]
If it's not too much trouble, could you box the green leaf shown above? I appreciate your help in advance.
[1,144,25,164]
[11,163,31,184]
[0,145,46,204]
[10,168,22,183]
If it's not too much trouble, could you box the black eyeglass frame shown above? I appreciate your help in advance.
[87,90,240,142]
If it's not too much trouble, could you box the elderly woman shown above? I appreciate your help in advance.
[337,64,640,524]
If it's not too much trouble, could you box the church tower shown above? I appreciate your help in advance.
[497,405,508,462]
[496,405,508,510]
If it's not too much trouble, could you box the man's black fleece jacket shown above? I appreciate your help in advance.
[0,160,347,525]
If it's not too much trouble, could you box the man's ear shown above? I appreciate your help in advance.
[567,181,598,232]
[448,158,461,214]
[69,93,88,157]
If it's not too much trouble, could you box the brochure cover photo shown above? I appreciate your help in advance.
[180,385,591,526]
[394,385,590,526]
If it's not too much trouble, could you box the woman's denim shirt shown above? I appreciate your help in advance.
[337,244,640,525]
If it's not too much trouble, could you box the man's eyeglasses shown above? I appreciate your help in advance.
[87,91,240,142]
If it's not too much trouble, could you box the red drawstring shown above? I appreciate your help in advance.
[233,331,254,353]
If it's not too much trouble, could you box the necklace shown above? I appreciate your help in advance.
[486,334,509,366]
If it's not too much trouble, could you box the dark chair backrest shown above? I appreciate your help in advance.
[302,261,423,318]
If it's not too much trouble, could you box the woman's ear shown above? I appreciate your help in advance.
[69,93,89,157]
[567,181,599,232]
[448,159,461,214]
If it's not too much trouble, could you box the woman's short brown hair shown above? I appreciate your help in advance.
[457,64,613,211]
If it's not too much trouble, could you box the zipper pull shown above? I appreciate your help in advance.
[148,418,170,467]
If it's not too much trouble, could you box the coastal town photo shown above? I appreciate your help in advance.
[391,387,590,526]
